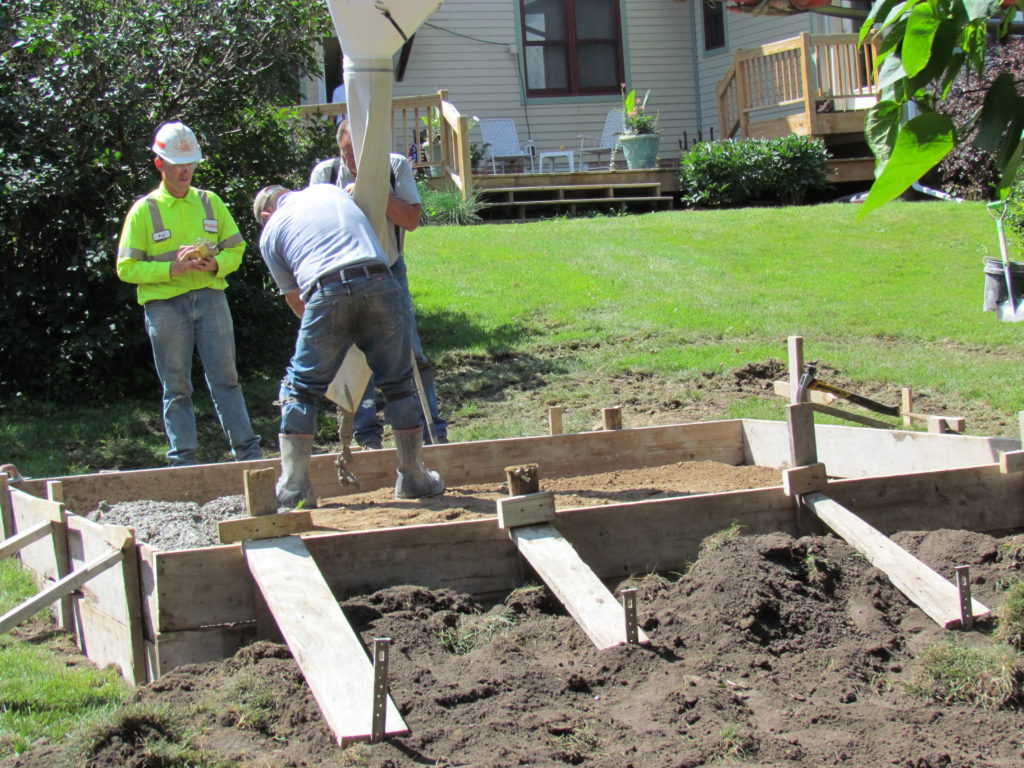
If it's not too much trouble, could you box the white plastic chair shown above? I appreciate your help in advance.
[479,118,536,174]
[578,110,625,168]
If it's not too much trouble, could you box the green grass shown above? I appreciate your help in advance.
[0,559,130,758]
[4,201,1023,477]
[906,638,1023,709]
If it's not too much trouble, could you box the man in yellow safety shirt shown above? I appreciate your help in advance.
[116,121,262,466]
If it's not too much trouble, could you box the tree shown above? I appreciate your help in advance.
[859,0,1023,215]
[0,0,336,400]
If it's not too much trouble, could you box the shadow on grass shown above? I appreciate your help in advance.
[416,309,569,404]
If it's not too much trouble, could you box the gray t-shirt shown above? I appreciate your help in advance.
[309,152,419,264]
[258,184,387,297]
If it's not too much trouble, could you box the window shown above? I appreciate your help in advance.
[703,0,725,51]
[520,0,623,97]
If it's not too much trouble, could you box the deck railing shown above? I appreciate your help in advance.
[717,33,880,140]
[295,89,475,199]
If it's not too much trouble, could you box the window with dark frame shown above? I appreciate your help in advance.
[519,0,624,97]
[703,0,725,51]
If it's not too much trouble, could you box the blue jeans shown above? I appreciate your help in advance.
[279,272,421,437]
[353,258,448,444]
[144,288,262,466]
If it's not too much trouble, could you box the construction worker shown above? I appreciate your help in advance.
[117,122,262,467]
[309,118,449,449]
[252,182,444,506]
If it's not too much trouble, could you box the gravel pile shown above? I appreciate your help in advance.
[86,495,248,550]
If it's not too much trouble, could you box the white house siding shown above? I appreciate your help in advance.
[309,2,857,160]
[388,0,697,163]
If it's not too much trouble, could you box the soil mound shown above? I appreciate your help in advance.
[6,531,1023,768]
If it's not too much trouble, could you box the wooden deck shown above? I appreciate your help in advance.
[718,33,880,183]
[439,167,679,220]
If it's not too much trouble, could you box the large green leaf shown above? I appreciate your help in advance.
[902,1,941,77]
[859,111,955,217]
[963,0,1000,21]
[860,0,903,44]
[974,73,1023,152]
[865,100,903,165]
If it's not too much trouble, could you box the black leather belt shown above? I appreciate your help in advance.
[317,262,391,286]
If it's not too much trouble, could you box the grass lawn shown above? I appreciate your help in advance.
[2,200,1021,477]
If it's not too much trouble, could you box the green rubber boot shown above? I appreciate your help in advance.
[394,427,444,499]
[276,434,317,510]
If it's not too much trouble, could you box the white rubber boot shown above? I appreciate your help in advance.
[276,434,317,510]
[394,427,444,499]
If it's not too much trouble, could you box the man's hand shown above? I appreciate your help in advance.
[170,246,218,276]
[190,256,218,273]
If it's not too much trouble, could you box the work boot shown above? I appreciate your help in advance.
[394,427,445,499]
[276,434,317,510]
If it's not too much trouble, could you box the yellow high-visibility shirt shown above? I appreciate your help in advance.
[116,183,246,305]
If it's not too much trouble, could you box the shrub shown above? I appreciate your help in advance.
[418,181,482,225]
[1006,173,1024,245]
[0,0,335,402]
[678,136,830,208]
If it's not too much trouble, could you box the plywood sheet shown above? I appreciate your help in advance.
[512,523,649,649]
[806,493,990,628]
[245,536,407,743]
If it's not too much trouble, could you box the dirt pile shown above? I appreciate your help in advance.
[6,529,1023,768]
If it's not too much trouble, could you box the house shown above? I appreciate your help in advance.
[302,0,863,166]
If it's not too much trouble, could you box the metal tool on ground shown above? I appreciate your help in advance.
[988,200,1024,322]
[798,363,900,418]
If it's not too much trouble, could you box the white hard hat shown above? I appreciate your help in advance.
[152,122,203,164]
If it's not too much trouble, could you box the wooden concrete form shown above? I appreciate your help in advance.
[8,419,1024,683]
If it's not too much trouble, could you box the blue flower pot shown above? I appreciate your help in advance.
[618,134,660,170]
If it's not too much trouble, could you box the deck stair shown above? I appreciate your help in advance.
[478,181,673,220]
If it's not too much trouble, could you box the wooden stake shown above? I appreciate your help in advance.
[782,463,827,496]
[901,388,913,427]
[999,450,1024,474]
[244,468,278,517]
[505,464,540,496]
[43,485,71,630]
[371,638,391,743]
[0,474,13,540]
[602,407,622,431]
[548,406,564,436]
[218,511,315,544]
[788,335,804,404]
[787,403,818,467]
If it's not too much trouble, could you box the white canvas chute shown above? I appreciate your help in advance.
[323,0,442,418]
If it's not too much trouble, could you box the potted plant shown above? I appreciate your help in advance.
[615,86,660,170]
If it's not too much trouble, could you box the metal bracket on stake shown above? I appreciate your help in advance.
[370,638,391,742]
[371,637,391,742]
[621,588,639,645]
[955,565,973,631]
